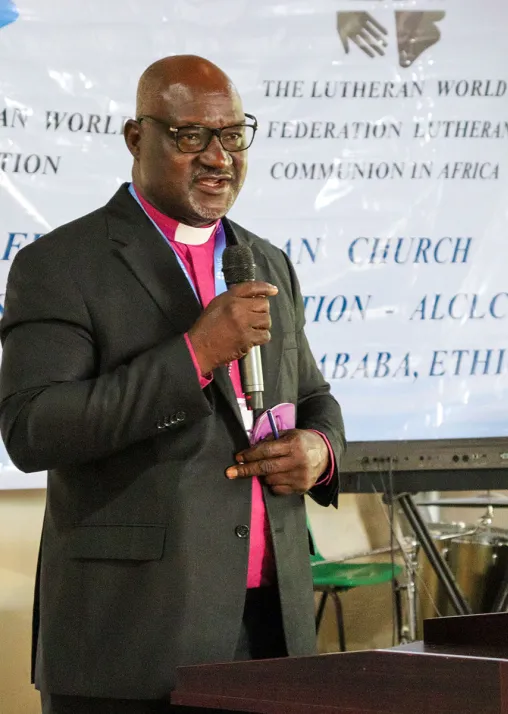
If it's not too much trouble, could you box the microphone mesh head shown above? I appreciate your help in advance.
[222,245,256,285]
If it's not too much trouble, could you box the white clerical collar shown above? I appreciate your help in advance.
[173,221,217,245]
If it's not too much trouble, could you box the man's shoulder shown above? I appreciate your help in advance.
[13,204,110,267]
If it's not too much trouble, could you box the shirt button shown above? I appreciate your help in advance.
[235,525,250,539]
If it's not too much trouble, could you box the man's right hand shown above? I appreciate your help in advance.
[187,281,278,375]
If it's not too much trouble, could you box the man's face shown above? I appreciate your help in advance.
[126,87,248,226]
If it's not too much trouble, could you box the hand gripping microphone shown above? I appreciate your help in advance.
[222,244,264,412]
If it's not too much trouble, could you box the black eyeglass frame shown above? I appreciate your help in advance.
[136,113,258,153]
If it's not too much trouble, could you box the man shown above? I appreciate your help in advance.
[0,55,345,713]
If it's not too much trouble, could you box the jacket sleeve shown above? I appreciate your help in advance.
[0,245,212,473]
[282,252,346,508]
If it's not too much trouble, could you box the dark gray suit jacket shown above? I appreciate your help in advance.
[0,185,345,699]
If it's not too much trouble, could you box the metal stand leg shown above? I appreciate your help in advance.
[330,589,347,652]
[393,580,403,644]
[404,539,419,642]
[492,569,508,612]
[315,591,327,632]
[396,493,472,616]
[480,505,508,613]
[389,539,418,644]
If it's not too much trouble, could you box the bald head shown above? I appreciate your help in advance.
[136,55,240,119]
[125,54,250,226]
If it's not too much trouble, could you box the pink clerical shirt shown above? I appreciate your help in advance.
[133,186,333,589]
[135,188,274,587]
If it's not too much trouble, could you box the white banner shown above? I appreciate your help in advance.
[0,0,507,487]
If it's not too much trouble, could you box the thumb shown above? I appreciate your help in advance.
[230,281,278,299]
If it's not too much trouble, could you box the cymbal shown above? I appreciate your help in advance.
[416,496,508,508]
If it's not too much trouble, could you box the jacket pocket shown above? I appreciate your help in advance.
[69,524,166,561]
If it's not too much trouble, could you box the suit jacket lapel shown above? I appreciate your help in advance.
[105,186,248,434]
[224,220,282,411]
[248,248,282,409]
[106,185,202,335]
[213,219,251,432]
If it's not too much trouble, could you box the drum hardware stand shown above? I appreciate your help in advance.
[479,504,494,528]
[403,538,418,642]
[487,501,508,611]
[383,492,473,617]
[392,537,418,643]
[492,570,508,612]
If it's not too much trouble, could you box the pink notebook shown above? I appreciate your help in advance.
[250,402,296,445]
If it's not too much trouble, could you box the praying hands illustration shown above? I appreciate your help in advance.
[337,9,445,67]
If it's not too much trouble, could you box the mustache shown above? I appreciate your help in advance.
[193,169,235,182]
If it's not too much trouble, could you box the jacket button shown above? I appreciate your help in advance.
[235,525,250,539]
[176,411,186,422]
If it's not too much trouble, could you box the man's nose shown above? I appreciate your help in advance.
[199,134,233,169]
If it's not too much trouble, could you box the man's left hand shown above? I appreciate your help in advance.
[225,429,329,496]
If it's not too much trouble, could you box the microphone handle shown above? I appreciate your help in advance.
[240,345,264,411]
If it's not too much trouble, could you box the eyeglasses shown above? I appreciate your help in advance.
[137,114,258,154]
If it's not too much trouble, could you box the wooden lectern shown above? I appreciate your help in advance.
[171,612,508,713]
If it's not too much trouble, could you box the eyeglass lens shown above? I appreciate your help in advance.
[176,125,255,153]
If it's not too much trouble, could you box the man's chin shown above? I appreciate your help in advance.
[189,193,237,224]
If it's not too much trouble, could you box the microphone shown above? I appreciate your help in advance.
[222,244,264,412]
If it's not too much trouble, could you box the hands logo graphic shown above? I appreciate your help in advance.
[338,12,389,58]
[337,7,445,67]
[396,11,445,67]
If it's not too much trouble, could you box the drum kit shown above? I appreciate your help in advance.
[332,491,508,643]
[406,492,508,639]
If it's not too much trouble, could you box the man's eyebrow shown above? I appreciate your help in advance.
[171,120,207,128]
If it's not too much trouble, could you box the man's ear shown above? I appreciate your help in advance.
[124,119,141,159]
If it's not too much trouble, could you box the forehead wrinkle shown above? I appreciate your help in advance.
[145,89,244,129]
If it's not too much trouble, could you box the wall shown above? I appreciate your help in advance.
[0,490,45,714]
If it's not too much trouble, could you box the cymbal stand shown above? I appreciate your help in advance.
[401,538,418,642]
[385,492,472,617]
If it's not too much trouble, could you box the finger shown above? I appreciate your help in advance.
[249,313,271,330]
[267,475,309,495]
[247,297,271,314]
[358,29,385,56]
[338,29,349,54]
[230,282,278,299]
[235,439,291,464]
[250,315,272,332]
[365,14,388,35]
[226,456,293,480]
[353,34,376,58]
[365,21,388,44]
[262,467,310,494]
[248,328,271,347]
[271,484,295,496]
[250,313,272,330]
[264,471,304,488]
[356,29,383,56]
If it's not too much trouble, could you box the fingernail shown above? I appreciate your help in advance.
[236,453,245,463]
[226,468,237,479]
